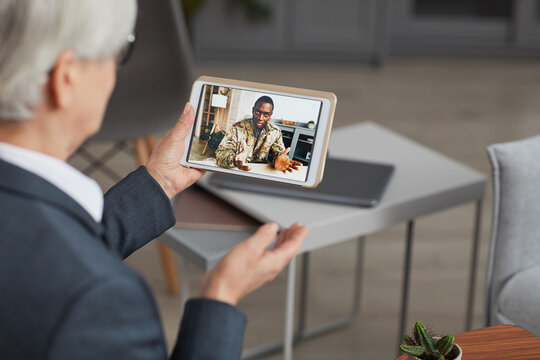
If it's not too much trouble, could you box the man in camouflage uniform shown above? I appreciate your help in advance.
[216,96,302,173]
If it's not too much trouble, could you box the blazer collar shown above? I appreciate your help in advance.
[0,158,104,237]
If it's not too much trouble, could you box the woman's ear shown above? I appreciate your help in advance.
[47,50,79,110]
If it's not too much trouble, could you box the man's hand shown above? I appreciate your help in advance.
[234,140,251,171]
[274,148,302,173]
[199,222,307,305]
[146,103,205,198]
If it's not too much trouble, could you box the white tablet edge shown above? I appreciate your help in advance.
[181,77,335,188]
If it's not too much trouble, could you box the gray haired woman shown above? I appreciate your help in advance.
[0,1,307,359]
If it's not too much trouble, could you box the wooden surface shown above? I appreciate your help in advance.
[174,187,261,230]
[395,326,540,360]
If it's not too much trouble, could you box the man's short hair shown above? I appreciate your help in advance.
[0,0,137,120]
[254,96,274,111]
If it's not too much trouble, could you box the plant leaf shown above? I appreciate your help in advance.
[403,334,416,346]
[400,344,425,357]
[415,321,438,356]
[436,335,455,356]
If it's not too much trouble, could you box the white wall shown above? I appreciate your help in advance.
[224,89,322,129]
[254,92,321,124]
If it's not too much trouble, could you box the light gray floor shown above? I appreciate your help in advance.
[70,58,540,359]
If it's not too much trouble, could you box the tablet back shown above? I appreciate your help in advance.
[208,158,394,207]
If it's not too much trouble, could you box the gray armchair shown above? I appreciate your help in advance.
[486,135,540,336]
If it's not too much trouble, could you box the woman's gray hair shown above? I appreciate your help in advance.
[0,0,137,120]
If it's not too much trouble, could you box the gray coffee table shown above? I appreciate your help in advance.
[160,121,486,360]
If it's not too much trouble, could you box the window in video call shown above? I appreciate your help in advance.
[188,85,323,182]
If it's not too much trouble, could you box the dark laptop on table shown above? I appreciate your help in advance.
[208,157,394,207]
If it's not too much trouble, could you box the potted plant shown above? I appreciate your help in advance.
[400,321,462,360]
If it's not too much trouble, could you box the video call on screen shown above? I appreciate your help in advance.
[188,85,322,182]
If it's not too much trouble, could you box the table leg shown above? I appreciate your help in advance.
[296,236,365,339]
[284,257,297,360]
[466,198,483,331]
[242,237,365,360]
[397,220,415,356]
[351,236,365,318]
[297,253,310,334]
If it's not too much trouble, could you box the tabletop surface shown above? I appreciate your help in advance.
[196,121,486,253]
[395,325,540,360]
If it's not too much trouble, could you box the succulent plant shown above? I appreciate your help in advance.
[400,321,457,360]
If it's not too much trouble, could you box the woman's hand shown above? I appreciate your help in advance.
[146,103,205,198]
[199,222,307,305]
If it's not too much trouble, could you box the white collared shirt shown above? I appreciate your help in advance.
[0,142,104,222]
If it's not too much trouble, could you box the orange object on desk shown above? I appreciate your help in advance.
[281,120,297,126]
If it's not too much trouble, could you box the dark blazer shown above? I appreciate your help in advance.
[0,159,246,360]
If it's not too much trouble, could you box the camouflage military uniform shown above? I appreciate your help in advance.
[216,119,286,168]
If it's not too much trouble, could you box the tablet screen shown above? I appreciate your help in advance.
[187,84,322,182]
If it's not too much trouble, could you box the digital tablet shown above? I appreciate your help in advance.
[181,76,337,188]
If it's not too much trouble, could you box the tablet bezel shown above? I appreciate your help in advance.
[181,76,336,188]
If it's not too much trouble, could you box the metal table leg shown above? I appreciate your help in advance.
[466,198,483,330]
[297,253,310,335]
[284,257,297,360]
[296,236,365,339]
[397,220,415,356]
[351,236,365,318]
[242,237,365,359]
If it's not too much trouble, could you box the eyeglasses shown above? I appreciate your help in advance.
[46,32,137,75]
[117,33,136,66]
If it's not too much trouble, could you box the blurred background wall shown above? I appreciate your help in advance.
[185,0,540,62]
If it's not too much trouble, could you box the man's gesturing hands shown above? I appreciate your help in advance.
[199,222,307,305]
[274,148,302,173]
[234,140,251,171]
[146,103,205,198]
